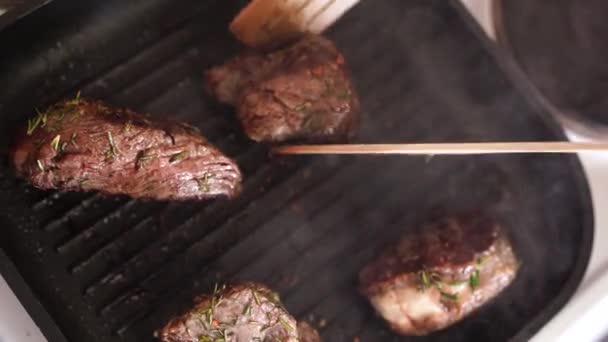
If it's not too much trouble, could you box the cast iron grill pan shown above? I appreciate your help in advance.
[0,0,593,341]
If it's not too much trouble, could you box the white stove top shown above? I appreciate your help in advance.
[3,2,608,341]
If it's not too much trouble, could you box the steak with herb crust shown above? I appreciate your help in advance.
[11,97,241,200]
[155,283,299,342]
[359,214,519,336]
[206,34,360,142]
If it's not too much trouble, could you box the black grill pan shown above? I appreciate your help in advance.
[0,0,593,341]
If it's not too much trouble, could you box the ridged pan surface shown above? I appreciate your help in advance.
[0,0,593,341]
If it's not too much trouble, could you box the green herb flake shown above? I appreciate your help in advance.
[279,318,294,331]
[27,110,48,135]
[39,109,48,128]
[70,132,78,148]
[36,159,44,172]
[199,336,213,342]
[207,306,215,325]
[444,279,469,286]
[252,290,261,305]
[27,118,39,135]
[196,173,212,193]
[50,134,61,152]
[124,120,133,133]
[419,270,432,289]
[135,150,156,170]
[66,91,82,106]
[169,151,188,163]
[244,304,252,317]
[105,131,118,160]
[469,269,480,291]
[439,290,459,301]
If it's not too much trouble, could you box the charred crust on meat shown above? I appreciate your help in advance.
[12,97,242,201]
[206,35,360,143]
[359,213,519,336]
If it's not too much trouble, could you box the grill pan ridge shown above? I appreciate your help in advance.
[0,0,593,341]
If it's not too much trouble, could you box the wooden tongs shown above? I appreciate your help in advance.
[273,142,608,155]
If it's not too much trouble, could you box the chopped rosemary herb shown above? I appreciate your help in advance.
[169,150,188,163]
[56,111,66,121]
[469,269,480,291]
[27,110,48,135]
[27,119,38,135]
[70,132,78,148]
[124,120,133,133]
[252,290,261,305]
[105,131,118,160]
[196,173,212,192]
[419,270,459,301]
[244,304,252,316]
[36,159,44,171]
[420,270,433,289]
[79,179,89,186]
[50,134,61,152]
[135,150,156,170]
[279,318,294,331]
[439,290,459,301]
[60,141,68,152]
[66,91,82,106]
[38,109,48,127]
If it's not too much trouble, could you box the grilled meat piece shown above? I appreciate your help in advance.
[297,322,321,342]
[359,214,519,336]
[11,98,241,200]
[206,35,360,142]
[155,283,299,342]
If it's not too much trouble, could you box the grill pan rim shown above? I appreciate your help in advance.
[451,1,595,340]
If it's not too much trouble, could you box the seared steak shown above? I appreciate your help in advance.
[296,322,321,342]
[155,283,299,342]
[359,214,519,336]
[11,98,241,200]
[206,35,360,142]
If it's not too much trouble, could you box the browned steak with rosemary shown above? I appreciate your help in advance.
[11,97,241,200]
[359,214,519,336]
[206,34,360,143]
[155,283,299,342]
